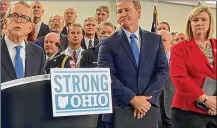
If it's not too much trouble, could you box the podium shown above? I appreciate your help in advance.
[1,74,99,128]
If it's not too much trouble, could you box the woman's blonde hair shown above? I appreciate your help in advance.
[185,5,214,40]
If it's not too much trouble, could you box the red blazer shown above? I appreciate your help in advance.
[170,38,216,114]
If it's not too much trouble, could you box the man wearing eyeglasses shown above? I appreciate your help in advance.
[38,14,68,50]
[1,1,45,83]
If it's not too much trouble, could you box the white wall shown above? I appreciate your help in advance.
[32,1,216,37]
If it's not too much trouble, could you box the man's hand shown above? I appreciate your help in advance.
[130,96,152,113]
[133,109,146,119]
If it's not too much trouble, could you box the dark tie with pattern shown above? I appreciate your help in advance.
[72,51,78,64]
[88,39,93,49]
[15,45,24,78]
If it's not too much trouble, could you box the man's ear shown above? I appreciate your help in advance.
[42,9,44,14]
[137,9,141,19]
[2,18,7,29]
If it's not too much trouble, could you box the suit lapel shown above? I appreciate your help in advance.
[76,48,84,67]
[25,42,34,77]
[81,38,87,49]
[118,29,138,70]
[138,29,148,71]
[1,38,17,79]
[191,39,213,71]
[94,38,99,47]
[37,22,44,38]
[210,39,217,72]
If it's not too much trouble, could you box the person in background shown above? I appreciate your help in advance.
[31,1,50,38]
[81,17,99,49]
[98,1,169,128]
[170,5,216,128]
[156,21,170,32]
[80,21,115,68]
[64,23,85,68]
[26,23,41,46]
[44,32,73,74]
[157,30,174,128]
[38,14,68,50]
[172,32,186,46]
[1,0,10,19]
[61,8,77,35]
[95,5,109,25]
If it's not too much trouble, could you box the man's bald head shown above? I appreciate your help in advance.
[157,30,172,53]
[157,30,172,43]
[44,32,60,56]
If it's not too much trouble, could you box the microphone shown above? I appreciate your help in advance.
[55,42,64,53]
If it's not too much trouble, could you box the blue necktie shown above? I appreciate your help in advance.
[15,45,24,78]
[130,34,140,66]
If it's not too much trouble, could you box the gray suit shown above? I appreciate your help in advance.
[159,77,175,128]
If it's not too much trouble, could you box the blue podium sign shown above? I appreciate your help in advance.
[50,68,112,117]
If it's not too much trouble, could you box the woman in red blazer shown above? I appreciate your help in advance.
[170,5,216,128]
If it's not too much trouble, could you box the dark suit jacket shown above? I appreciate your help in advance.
[80,45,99,68]
[81,37,99,49]
[45,52,73,74]
[37,22,50,38]
[1,38,45,83]
[61,26,68,35]
[98,28,169,122]
[38,33,68,50]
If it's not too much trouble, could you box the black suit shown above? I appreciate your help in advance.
[80,45,99,68]
[1,38,45,83]
[81,38,99,49]
[61,26,68,35]
[37,22,50,38]
[38,34,68,50]
[45,52,73,74]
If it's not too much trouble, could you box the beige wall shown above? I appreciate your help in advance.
[28,1,216,37]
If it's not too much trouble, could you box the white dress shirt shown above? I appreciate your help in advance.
[122,27,141,52]
[84,36,95,48]
[36,21,42,35]
[5,35,26,74]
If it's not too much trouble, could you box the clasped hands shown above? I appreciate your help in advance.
[130,96,152,119]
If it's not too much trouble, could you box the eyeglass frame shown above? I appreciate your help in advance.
[7,13,32,23]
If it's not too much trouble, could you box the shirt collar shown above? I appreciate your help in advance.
[68,47,81,55]
[5,35,26,50]
[36,21,42,27]
[122,27,140,40]
[84,36,95,43]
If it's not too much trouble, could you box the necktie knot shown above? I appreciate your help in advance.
[130,34,137,39]
[88,39,93,49]
[15,45,22,53]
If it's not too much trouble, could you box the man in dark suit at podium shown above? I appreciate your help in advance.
[1,1,45,83]
[98,1,169,128]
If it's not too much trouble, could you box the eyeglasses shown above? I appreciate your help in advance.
[49,19,63,23]
[7,13,31,23]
